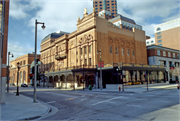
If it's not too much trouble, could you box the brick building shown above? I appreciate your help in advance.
[93,0,117,20]
[9,53,40,85]
[154,18,180,50]
[39,9,158,89]
[0,0,9,104]
[147,45,180,82]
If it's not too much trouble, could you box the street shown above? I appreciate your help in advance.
[9,86,180,120]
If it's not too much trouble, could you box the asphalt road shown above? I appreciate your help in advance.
[10,86,180,120]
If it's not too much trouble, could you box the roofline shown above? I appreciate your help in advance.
[147,45,180,53]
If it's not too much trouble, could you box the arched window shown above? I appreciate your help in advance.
[157,27,161,31]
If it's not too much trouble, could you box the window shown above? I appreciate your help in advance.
[77,59,78,63]
[157,32,161,35]
[168,52,171,57]
[157,27,161,31]
[110,46,112,53]
[112,4,114,5]
[89,58,91,66]
[23,71,26,83]
[85,47,87,54]
[158,40,162,43]
[133,50,134,56]
[173,53,175,58]
[89,45,91,53]
[158,44,162,46]
[95,2,97,4]
[95,5,98,7]
[76,51,78,55]
[107,7,110,9]
[157,50,160,56]
[112,7,114,8]
[23,60,26,65]
[100,4,102,6]
[122,25,125,28]
[85,59,87,66]
[163,51,166,56]
[177,54,179,59]
[81,48,83,55]
[116,47,118,54]
[151,41,154,43]
[147,42,149,44]
[100,1,102,3]
[127,49,129,56]
[157,36,161,39]
[122,48,124,55]
[100,7,102,9]
[107,1,109,3]
[95,8,98,10]
[107,4,109,6]
[126,26,128,29]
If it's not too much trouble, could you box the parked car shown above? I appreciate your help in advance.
[21,84,28,87]
[10,83,15,86]
[177,84,179,89]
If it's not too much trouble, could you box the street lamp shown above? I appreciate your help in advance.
[34,19,45,103]
[97,49,102,90]
[7,52,13,93]
[16,62,20,96]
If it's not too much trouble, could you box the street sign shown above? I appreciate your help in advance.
[98,61,104,67]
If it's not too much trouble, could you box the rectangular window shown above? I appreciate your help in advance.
[157,50,160,56]
[158,40,162,43]
[89,45,91,53]
[76,51,78,55]
[158,44,162,46]
[122,48,124,55]
[85,59,87,66]
[163,51,166,56]
[147,42,149,44]
[133,50,134,56]
[89,58,91,66]
[177,54,179,59]
[151,41,154,43]
[110,46,112,54]
[116,47,118,54]
[23,60,26,65]
[157,36,162,39]
[173,53,175,58]
[157,32,161,35]
[81,48,83,55]
[77,59,78,63]
[127,49,129,56]
[168,52,171,57]
[85,47,87,54]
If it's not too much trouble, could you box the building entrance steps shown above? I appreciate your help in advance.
[1,92,50,120]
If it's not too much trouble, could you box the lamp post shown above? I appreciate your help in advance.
[16,62,20,96]
[97,49,102,90]
[7,52,13,93]
[34,19,45,103]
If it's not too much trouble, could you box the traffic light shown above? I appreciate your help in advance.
[29,73,33,79]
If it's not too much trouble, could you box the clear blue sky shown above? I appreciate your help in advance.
[8,0,180,60]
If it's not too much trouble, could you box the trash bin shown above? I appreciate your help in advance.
[89,85,92,90]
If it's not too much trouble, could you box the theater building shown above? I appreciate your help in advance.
[9,53,40,85]
[40,9,165,89]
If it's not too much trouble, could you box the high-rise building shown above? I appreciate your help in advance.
[0,0,10,104]
[93,0,117,20]
[154,18,180,50]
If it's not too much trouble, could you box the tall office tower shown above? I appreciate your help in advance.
[93,0,117,20]
[0,0,9,104]
[154,18,180,50]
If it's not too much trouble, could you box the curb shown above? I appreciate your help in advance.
[17,101,51,120]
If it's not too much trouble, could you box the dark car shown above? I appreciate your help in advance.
[10,83,15,86]
[21,84,28,87]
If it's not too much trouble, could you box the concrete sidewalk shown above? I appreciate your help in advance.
[82,84,178,93]
[1,92,50,120]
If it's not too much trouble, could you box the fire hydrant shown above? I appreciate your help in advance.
[119,87,121,91]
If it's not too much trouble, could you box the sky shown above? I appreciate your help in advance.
[8,0,180,61]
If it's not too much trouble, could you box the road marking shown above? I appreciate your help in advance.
[135,98,147,100]
[127,104,141,107]
[44,92,78,98]
[46,101,56,104]
[91,96,126,106]
[81,98,87,101]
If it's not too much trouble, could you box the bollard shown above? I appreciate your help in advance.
[119,87,121,91]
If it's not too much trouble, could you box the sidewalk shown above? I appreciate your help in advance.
[81,84,178,93]
[1,92,50,120]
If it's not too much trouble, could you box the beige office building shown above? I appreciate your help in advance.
[154,18,180,50]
